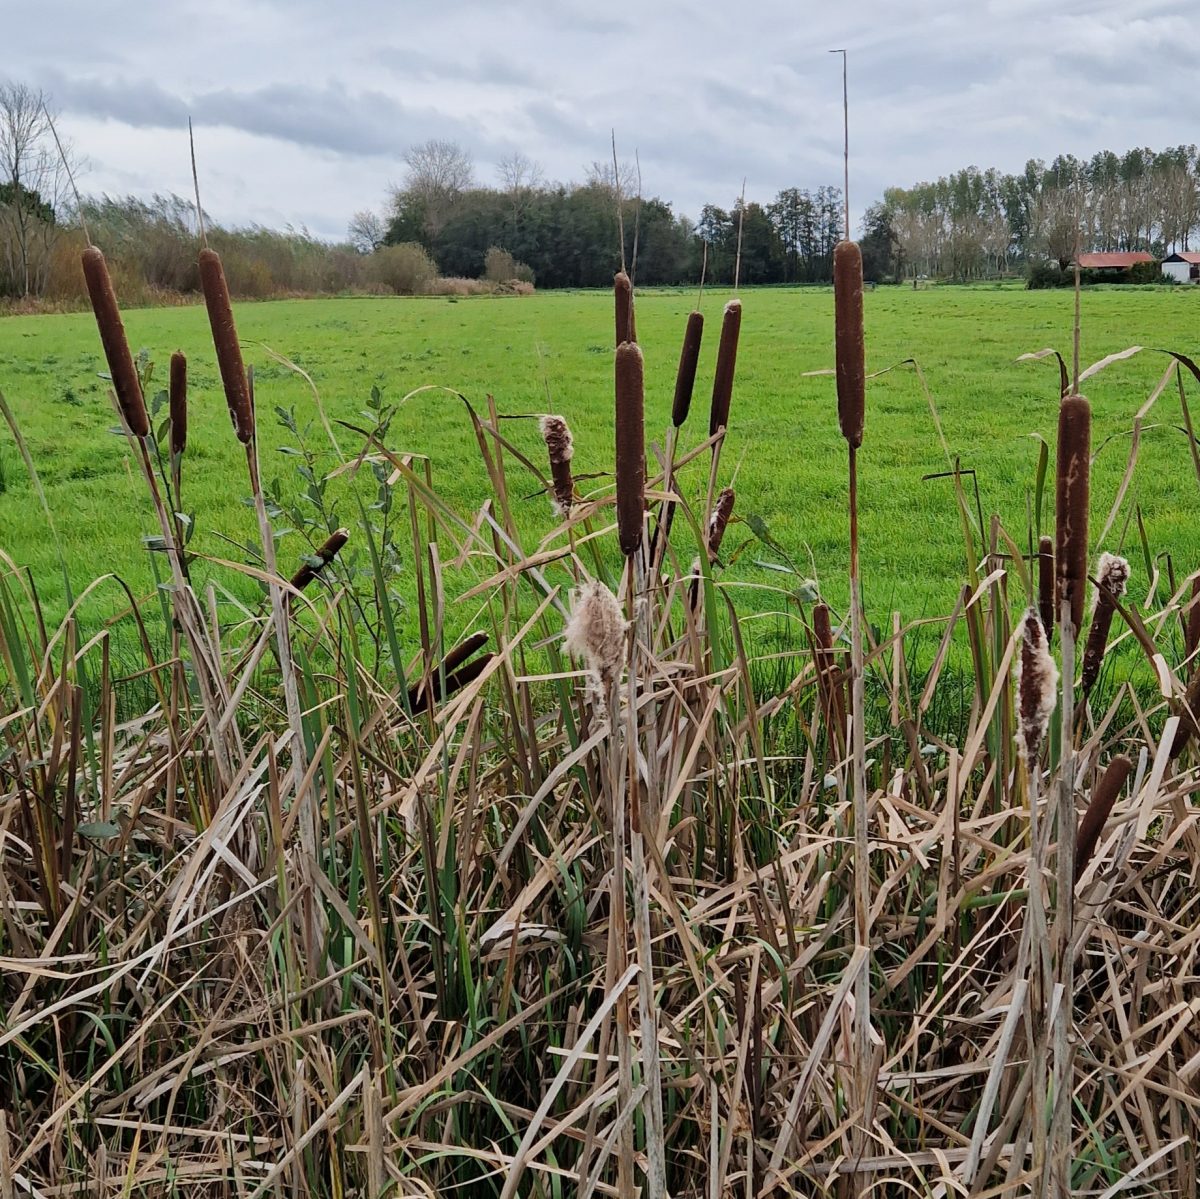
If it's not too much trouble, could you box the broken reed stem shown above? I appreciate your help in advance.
[615,342,645,558]
[199,248,254,443]
[80,247,149,437]
[708,300,742,438]
[539,415,575,516]
[1075,753,1133,885]
[1080,554,1129,695]
[1055,395,1091,638]
[1038,536,1055,635]
[614,271,635,347]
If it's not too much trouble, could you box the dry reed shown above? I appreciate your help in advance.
[833,240,865,449]
[80,246,149,437]
[169,350,187,456]
[1080,553,1129,694]
[615,341,645,557]
[708,299,741,437]
[198,247,254,443]
[672,311,704,428]
[539,415,575,517]
[1054,394,1091,635]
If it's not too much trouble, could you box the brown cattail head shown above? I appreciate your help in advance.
[708,299,742,438]
[1037,535,1055,634]
[539,415,575,517]
[169,350,187,456]
[614,271,635,346]
[80,246,149,438]
[707,487,735,562]
[672,310,704,428]
[1186,575,1200,661]
[407,632,490,712]
[1075,753,1133,884]
[1015,607,1059,769]
[1170,663,1200,758]
[1055,393,1091,636]
[289,527,350,592]
[615,341,645,557]
[564,579,628,701]
[1080,553,1130,694]
[198,247,254,444]
[833,240,865,449]
[813,601,846,738]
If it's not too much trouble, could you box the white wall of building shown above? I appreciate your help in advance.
[1163,261,1193,284]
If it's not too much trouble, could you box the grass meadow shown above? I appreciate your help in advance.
[3,284,1199,642]
[2,273,1200,1196]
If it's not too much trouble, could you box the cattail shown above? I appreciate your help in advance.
[672,310,704,428]
[614,271,635,346]
[615,341,645,557]
[1080,553,1130,694]
[198,248,254,443]
[408,632,490,712]
[708,299,742,437]
[707,487,735,562]
[1074,753,1133,884]
[1055,394,1091,636]
[289,527,349,591]
[1037,535,1055,634]
[540,415,575,516]
[1170,666,1200,758]
[1015,607,1059,769]
[1185,575,1200,660]
[169,350,187,456]
[813,602,846,738]
[833,240,865,449]
[80,247,149,437]
[564,579,628,699]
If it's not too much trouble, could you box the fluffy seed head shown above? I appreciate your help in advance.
[540,415,575,516]
[1055,393,1091,635]
[614,271,635,346]
[169,350,187,456]
[1016,607,1059,768]
[564,579,628,697]
[708,299,742,438]
[833,240,865,448]
[672,310,704,428]
[707,487,735,562]
[80,246,149,437]
[1080,553,1130,694]
[199,248,254,443]
[615,341,645,556]
[1075,753,1133,884]
[1037,535,1055,634]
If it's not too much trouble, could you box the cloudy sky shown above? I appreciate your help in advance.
[5,0,1195,241]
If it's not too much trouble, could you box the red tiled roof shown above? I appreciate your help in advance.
[1076,252,1155,269]
[1168,251,1200,264]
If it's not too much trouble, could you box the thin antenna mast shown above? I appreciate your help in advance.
[830,48,849,240]
[189,118,208,247]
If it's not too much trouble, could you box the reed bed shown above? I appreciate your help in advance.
[0,245,1198,1199]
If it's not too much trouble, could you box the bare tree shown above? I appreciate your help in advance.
[497,151,543,196]
[397,139,474,237]
[585,158,638,198]
[348,209,385,254]
[0,82,74,297]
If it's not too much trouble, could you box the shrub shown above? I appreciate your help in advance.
[484,245,534,286]
[368,242,438,295]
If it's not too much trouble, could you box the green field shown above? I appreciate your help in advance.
[1,284,1198,643]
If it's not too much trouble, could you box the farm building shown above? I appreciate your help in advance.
[1075,251,1156,275]
[1161,252,1200,283]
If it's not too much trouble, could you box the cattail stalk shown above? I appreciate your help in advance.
[1055,395,1091,637]
[81,247,149,437]
[289,528,350,592]
[615,343,645,558]
[1075,754,1133,885]
[169,350,187,456]
[539,416,575,517]
[708,300,741,438]
[1080,554,1130,695]
[1038,536,1055,635]
[672,311,704,428]
[199,248,254,443]
[614,270,635,346]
